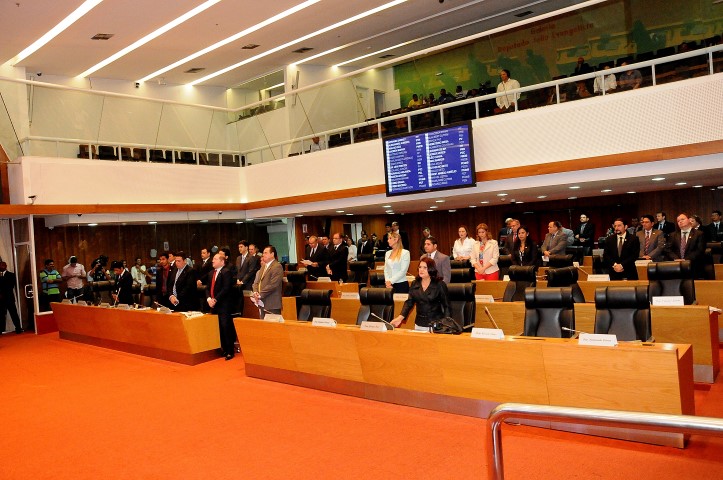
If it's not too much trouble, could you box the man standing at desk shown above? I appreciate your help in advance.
[111,261,134,305]
[422,237,451,284]
[302,235,328,279]
[0,261,22,333]
[326,232,349,282]
[207,253,235,360]
[168,251,198,311]
[61,256,86,302]
[253,246,283,318]
[604,218,640,280]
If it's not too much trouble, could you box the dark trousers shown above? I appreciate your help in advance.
[392,281,410,294]
[216,309,237,355]
[1,300,21,332]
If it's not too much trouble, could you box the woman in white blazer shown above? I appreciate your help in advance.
[471,223,500,280]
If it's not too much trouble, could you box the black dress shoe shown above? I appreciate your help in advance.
[225,353,234,361]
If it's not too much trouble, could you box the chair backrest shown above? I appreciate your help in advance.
[523,287,575,338]
[546,266,585,303]
[356,287,394,325]
[450,259,470,269]
[297,289,333,321]
[348,261,370,286]
[447,283,476,328]
[284,271,307,297]
[594,286,651,341]
[647,261,696,305]
[450,268,473,283]
[547,254,574,268]
[368,271,386,288]
[357,253,376,269]
[497,254,512,278]
[503,265,537,302]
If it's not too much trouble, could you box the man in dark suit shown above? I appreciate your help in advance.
[154,252,173,308]
[325,232,349,281]
[0,261,22,333]
[603,218,640,280]
[664,212,707,279]
[206,253,236,360]
[167,251,198,311]
[195,247,214,287]
[357,233,374,256]
[655,211,676,237]
[253,246,284,318]
[574,214,595,256]
[637,215,666,261]
[391,221,410,251]
[419,227,432,255]
[235,240,259,290]
[111,261,134,305]
[380,223,393,251]
[500,218,520,254]
[303,235,329,279]
[706,210,722,242]
[421,237,451,284]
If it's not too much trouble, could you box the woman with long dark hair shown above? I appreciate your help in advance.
[391,257,450,330]
[510,225,540,267]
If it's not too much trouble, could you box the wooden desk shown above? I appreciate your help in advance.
[52,303,220,365]
[715,264,723,280]
[234,318,694,447]
[305,281,359,298]
[695,280,723,342]
[474,301,525,333]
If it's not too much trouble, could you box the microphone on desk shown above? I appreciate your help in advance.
[561,327,589,337]
[308,275,319,280]
[370,313,395,330]
[484,307,501,330]
[112,287,120,307]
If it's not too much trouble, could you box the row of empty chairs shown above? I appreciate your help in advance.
[77,145,246,167]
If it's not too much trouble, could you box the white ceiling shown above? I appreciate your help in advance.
[1,0,585,87]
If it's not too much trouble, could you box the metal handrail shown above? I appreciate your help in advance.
[487,403,723,480]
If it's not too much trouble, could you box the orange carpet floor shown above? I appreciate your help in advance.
[1,332,723,479]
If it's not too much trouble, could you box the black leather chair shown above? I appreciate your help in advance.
[348,261,370,286]
[594,286,652,342]
[546,266,585,303]
[647,261,696,305]
[547,254,574,268]
[450,268,473,283]
[503,265,537,302]
[297,289,333,321]
[565,246,584,264]
[497,254,512,279]
[523,287,575,338]
[357,253,375,269]
[284,271,306,297]
[447,283,476,329]
[703,242,721,280]
[450,260,471,269]
[356,287,394,327]
[369,271,386,288]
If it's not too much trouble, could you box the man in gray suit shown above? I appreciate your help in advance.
[421,236,451,284]
[637,215,665,261]
[252,245,283,318]
[541,221,568,257]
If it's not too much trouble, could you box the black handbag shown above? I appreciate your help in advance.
[430,316,464,335]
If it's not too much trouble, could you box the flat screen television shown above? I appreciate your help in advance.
[383,122,476,197]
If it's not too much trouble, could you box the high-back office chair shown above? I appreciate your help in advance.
[447,283,476,329]
[284,271,307,297]
[703,242,721,280]
[296,289,333,321]
[565,245,584,263]
[450,259,471,269]
[647,261,696,305]
[368,272,386,288]
[503,265,537,302]
[546,266,585,303]
[594,286,652,342]
[450,268,473,283]
[523,287,575,338]
[357,253,375,269]
[497,254,513,279]
[356,287,394,326]
[547,254,574,268]
[348,261,370,286]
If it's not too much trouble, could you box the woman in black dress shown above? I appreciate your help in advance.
[391,257,450,331]
[510,226,540,267]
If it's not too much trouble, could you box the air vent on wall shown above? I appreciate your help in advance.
[242,44,260,50]
[91,33,114,40]
[292,47,314,53]
[184,68,206,74]
[514,10,533,18]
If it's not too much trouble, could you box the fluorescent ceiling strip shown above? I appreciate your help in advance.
[11,0,104,65]
[295,0,486,66]
[79,0,222,78]
[138,0,320,83]
[188,0,407,86]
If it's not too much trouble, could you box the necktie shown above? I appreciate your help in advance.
[618,236,624,256]
[240,255,245,268]
[310,247,315,257]
[211,269,218,299]
[644,232,650,254]
[680,232,688,258]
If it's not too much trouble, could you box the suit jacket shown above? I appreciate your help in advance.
[603,233,640,280]
[236,253,260,290]
[656,220,676,237]
[358,240,374,255]
[0,270,17,304]
[206,267,234,315]
[541,232,568,255]
[510,242,540,267]
[327,244,349,281]
[196,258,214,286]
[253,260,283,311]
[167,265,198,311]
[575,222,595,248]
[706,222,723,242]
[304,245,329,279]
[664,229,707,278]
[421,251,451,284]
[114,270,134,305]
[637,229,665,261]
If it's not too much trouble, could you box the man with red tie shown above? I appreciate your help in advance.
[206,253,235,360]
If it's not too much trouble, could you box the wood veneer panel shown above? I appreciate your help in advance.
[233,318,296,370]
[474,301,525,334]
[472,280,508,300]
[287,323,364,382]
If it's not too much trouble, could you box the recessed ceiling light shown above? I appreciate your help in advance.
[569,186,580,189]
[675,182,687,186]
[515,201,524,204]
[148,221,157,225]
[448,209,457,213]
[387,211,395,214]
[247,218,254,221]
[429,206,438,209]
[382,205,391,208]
[200,219,209,223]
[236,221,245,223]
[601,189,612,193]
[468,205,476,208]
[346,213,353,216]
[651,177,665,181]
[87,223,98,227]
[537,195,547,199]
[385,210,394,214]
[568,196,577,200]
[627,191,636,194]
[497,193,508,197]
[426,209,434,212]
[435,199,445,203]
[480,201,489,204]
[692,185,703,188]
[336,210,344,213]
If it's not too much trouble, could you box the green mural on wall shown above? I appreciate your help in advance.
[393,0,722,107]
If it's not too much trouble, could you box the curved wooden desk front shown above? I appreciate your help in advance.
[234,317,694,447]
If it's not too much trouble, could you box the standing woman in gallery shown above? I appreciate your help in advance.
[471,223,500,280]
[384,232,411,294]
